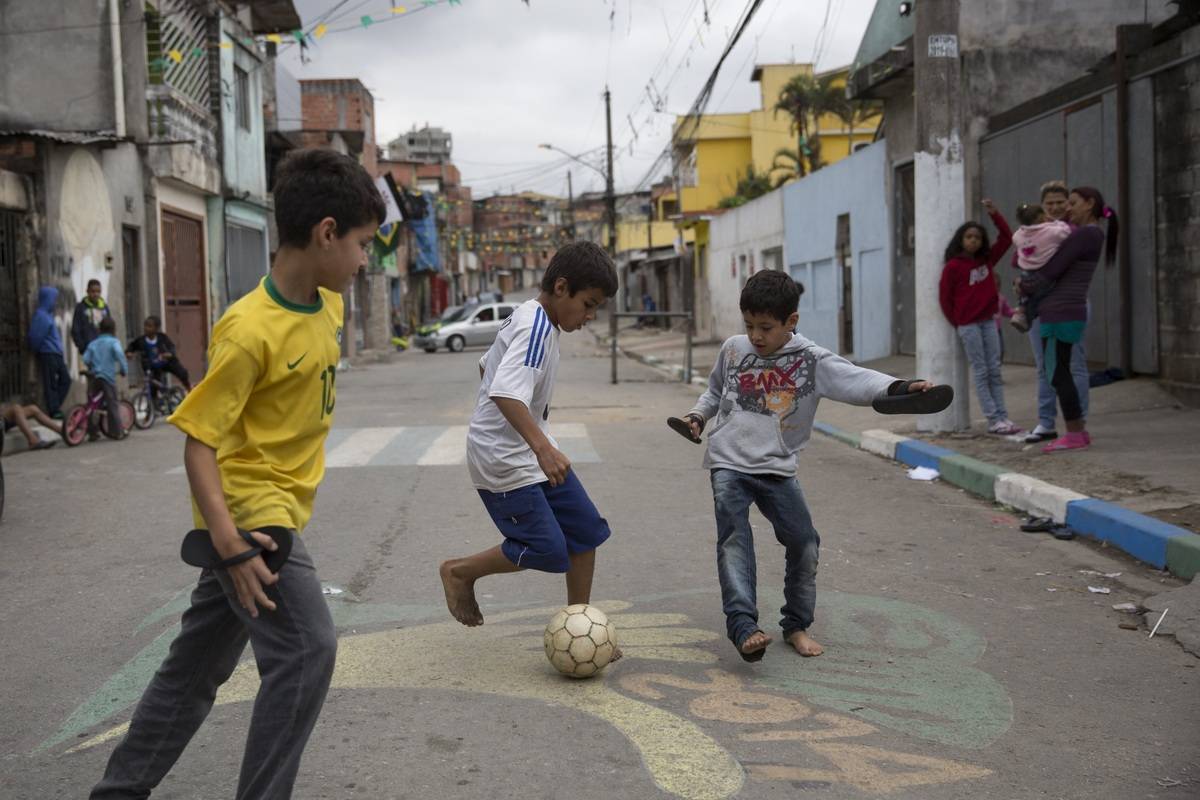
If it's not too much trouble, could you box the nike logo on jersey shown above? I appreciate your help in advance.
[288,353,307,370]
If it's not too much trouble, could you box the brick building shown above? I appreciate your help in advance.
[299,79,377,175]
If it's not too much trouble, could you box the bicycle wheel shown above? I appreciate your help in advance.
[132,391,155,429]
[62,405,89,447]
[100,401,136,439]
[165,387,186,415]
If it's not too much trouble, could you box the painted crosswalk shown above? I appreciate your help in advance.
[167,424,600,473]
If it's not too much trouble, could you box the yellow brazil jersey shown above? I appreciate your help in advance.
[168,276,343,533]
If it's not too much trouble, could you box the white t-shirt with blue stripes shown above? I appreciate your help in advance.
[467,299,561,492]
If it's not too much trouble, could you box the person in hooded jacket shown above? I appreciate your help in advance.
[28,286,73,417]
[72,278,110,355]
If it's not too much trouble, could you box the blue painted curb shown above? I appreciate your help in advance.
[811,424,1200,578]
[1064,498,1189,570]
[894,439,957,471]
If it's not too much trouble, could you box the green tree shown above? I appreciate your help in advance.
[774,72,850,175]
[718,165,774,209]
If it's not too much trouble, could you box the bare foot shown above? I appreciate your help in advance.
[785,630,824,657]
[439,560,483,626]
[739,630,772,660]
[609,646,623,664]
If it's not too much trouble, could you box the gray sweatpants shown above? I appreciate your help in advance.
[90,535,337,800]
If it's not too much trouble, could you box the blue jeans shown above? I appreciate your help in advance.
[956,321,1008,424]
[1029,322,1089,428]
[710,469,820,647]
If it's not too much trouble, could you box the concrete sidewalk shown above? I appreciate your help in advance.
[602,323,1200,534]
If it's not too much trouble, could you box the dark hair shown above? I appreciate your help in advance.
[87,279,102,290]
[1040,180,1069,201]
[1016,203,1044,226]
[273,149,386,249]
[99,316,116,335]
[740,270,799,323]
[540,241,617,297]
[1070,185,1119,264]
[144,315,161,327]
[794,280,806,298]
[944,222,991,263]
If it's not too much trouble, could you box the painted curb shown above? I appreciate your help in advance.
[894,440,957,471]
[994,473,1088,524]
[860,429,907,459]
[1166,534,1200,580]
[813,421,860,447]
[1064,498,1194,572]
[811,422,1198,579]
[938,454,1008,501]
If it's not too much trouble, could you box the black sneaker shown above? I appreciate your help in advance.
[1023,427,1058,443]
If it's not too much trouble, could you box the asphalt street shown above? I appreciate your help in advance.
[1,321,1198,799]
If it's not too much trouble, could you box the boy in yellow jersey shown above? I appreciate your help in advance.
[90,150,384,800]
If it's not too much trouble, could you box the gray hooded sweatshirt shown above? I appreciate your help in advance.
[689,333,898,476]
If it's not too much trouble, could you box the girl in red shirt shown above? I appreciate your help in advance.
[938,200,1022,435]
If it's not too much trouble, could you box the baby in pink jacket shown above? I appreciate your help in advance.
[1011,203,1072,332]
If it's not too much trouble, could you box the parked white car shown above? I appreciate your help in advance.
[414,302,518,353]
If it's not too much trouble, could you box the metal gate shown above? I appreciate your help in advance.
[0,210,23,402]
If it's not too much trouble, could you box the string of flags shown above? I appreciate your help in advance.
[147,0,465,70]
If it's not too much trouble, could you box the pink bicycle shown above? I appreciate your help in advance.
[61,379,135,447]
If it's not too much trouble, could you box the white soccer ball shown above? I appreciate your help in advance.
[543,603,618,679]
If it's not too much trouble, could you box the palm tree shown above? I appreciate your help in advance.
[718,165,774,209]
[770,147,805,187]
[836,98,883,152]
[774,72,850,175]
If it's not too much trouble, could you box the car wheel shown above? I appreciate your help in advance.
[447,335,465,353]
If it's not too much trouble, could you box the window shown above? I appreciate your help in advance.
[234,66,250,131]
[498,306,515,320]
[474,307,495,322]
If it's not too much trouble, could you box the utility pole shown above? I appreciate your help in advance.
[605,86,620,384]
[914,0,969,432]
[567,170,575,239]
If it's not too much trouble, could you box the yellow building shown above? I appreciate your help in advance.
[670,63,881,214]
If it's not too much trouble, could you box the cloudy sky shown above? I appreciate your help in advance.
[281,0,878,197]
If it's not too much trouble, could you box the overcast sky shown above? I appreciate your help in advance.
[281,0,878,197]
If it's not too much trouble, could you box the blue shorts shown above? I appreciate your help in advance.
[478,471,610,573]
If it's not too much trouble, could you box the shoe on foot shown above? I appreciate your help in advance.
[1043,431,1089,453]
[988,419,1023,436]
[1024,424,1058,443]
[1010,312,1030,333]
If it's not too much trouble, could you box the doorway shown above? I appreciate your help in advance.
[161,209,208,379]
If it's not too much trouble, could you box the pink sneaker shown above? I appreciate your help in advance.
[1043,431,1089,453]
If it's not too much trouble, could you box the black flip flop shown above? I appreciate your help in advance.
[181,526,293,573]
[1050,525,1076,541]
[737,632,769,662]
[1020,516,1055,533]
[667,416,702,444]
[872,384,954,415]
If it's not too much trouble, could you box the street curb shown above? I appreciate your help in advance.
[592,332,708,386]
[812,420,1200,580]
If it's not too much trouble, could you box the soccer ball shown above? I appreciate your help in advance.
[543,604,618,679]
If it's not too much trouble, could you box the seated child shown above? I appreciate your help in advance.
[676,270,937,662]
[1,402,62,450]
[82,316,129,439]
[127,315,191,390]
[1010,203,1071,332]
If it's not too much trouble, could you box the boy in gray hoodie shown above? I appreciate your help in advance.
[679,271,935,662]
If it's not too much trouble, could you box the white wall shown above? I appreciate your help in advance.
[705,190,785,340]
[783,141,892,361]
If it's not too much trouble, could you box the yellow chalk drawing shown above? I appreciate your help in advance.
[66,598,993,798]
[72,602,742,800]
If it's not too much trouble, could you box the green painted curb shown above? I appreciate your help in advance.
[937,454,1008,501]
[823,427,861,447]
[1166,533,1200,580]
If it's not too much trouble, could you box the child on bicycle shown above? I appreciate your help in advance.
[82,316,128,440]
[127,315,191,391]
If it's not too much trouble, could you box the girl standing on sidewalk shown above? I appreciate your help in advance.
[1019,186,1117,453]
[938,199,1022,435]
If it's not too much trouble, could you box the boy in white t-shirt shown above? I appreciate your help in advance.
[440,242,618,628]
